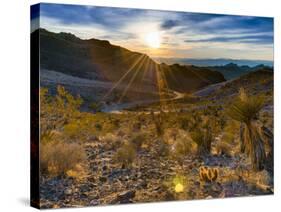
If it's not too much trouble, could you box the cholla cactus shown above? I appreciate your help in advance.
[199,166,218,182]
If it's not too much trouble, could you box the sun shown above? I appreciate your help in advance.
[145,31,161,48]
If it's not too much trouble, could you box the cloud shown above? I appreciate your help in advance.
[185,34,273,45]
[174,15,273,37]
[40,16,137,41]
[37,3,273,60]
[161,20,180,30]
[40,4,146,30]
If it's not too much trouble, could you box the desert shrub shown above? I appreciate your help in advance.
[227,88,266,171]
[219,115,227,130]
[63,115,97,141]
[130,114,145,132]
[40,141,86,177]
[190,127,213,155]
[89,102,102,113]
[101,133,122,150]
[212,119,238,156]
[63,112,119,141]
[40,86,83,139]
[40,129,55,144]
[95,123,102,131]
[150,110,165,137]
[112,118,121,128]
[132,121,142,132]
[163,128,179,144]
[130,133,146,150]
[151,137,170,157]
[215,140,232,157]
[158,140,170,157]
[100,115,120,135]
[172,136,197,158]
[114,143,136,168]
[179,117,189,130]
[63,121,82,140]
[101,133,118,143]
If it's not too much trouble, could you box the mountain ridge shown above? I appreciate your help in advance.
[154,57,273,67]
[207,63,272,80]
[37,28,226,95]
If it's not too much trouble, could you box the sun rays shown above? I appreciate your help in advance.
[99,50,183,114]
[100,54,158,104]
[101,54,146,101]
[98,34,188,111]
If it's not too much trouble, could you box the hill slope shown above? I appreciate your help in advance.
[36,28,225,102]
[206,68,273,104]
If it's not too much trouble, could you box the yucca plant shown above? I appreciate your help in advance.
[261,125,274,175]
[227,88,266,171]
[239,123,247,154]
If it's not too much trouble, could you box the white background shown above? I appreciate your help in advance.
[0,0,280,211]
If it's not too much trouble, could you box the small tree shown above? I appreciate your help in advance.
[227,88,266,171]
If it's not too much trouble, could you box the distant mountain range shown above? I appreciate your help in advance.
[153,57,273,67]
[37,28,225,98]
[206,63,272,80]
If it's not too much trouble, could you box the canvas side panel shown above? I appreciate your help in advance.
[30,4,40,209]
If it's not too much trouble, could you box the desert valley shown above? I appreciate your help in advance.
[33,27,274,208]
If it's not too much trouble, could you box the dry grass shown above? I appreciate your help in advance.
[114,143,136,168]
[214,132,236,157]
[101,133,123,149]
[172,134,197,158]
[215,141,233,157]
[40,141,87,177]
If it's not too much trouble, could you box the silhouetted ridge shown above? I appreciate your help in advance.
[37,28,225,92]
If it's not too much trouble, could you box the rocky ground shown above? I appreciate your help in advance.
[39,135,273,209]
[38,68,274,208]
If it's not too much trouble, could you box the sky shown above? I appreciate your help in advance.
[31,3,274,61]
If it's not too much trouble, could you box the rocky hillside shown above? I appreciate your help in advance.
[37,28,225,95]
[160,63,225,92]
[207,68,273,105]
